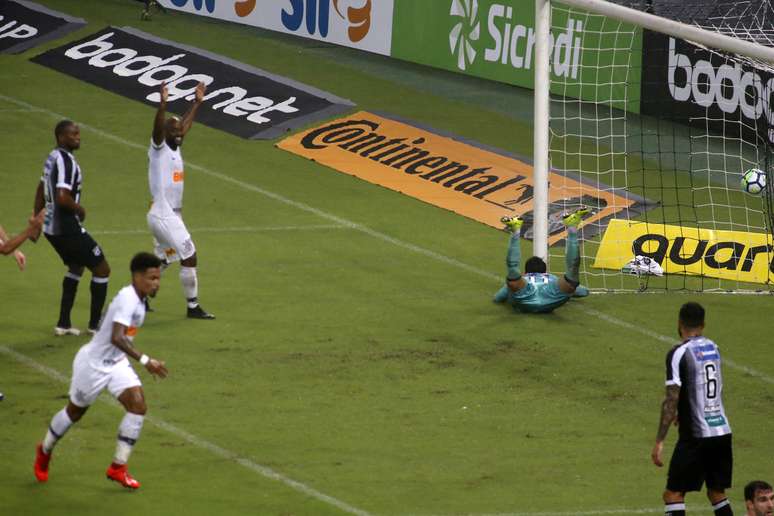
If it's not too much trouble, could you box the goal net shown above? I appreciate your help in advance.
[546,0,774,292]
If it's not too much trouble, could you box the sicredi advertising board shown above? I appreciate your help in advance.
[391,0,642,112]
[157,0,394,56]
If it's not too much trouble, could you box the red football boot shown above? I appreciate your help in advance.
[34,443,51,482]
[106,463,140,489]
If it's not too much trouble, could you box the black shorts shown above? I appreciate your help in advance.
[45,232,106,269]
[667,434,733,492]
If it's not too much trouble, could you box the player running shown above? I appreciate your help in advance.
[146,81,214,319]
[492,207,589,313]
[651,302,734,516]
[35,120,111,336]
[34,252,168,490]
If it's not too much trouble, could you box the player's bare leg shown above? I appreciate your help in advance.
[180,252,214,319]
[707,488,733,515]
[35,402,88,481]
[54,265,85,336]
[86,259,111,334]
[106,387,147,489]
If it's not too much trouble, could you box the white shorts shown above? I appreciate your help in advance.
[68,347,142,407]
[147,212,196,263]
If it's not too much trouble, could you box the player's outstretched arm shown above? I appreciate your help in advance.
[651,384,680,467]
[31,182,45,242]
[110,322,168,379]
[0,213,43,259]
[180,82,206,137]
[152,82,168,146]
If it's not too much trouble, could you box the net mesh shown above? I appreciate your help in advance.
[547,0,774,292]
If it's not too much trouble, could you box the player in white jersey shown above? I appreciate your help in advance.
[651,302,734,516]
[146,81,214,319]
[34,252,168,490]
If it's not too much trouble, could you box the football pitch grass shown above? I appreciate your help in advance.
[1,1,774,514]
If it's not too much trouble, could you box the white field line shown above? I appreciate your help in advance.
[90,224,349,235]
[3,94,772,516]
[0,345,372,516]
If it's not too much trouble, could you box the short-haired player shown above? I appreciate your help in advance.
[146,81,214,319]
[34,252,168,489]
[651,302,734,516]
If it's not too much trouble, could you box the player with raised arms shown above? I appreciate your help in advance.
[146,81,214,319]
[34,252,168,489]
[492,207,589,313]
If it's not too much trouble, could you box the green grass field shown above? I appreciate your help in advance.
[1,1,773,515]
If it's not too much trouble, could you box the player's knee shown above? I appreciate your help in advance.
[663,490,683,503]
[128,398,147,415]
[94,260,110,278]
[66,402,87,422]
[707,488,726,502]
[181,253,197,267]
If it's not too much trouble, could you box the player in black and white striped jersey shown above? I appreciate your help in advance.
[34,120,111,336]
[651,302,734,516]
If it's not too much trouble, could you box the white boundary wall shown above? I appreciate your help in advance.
[158,0,394,56]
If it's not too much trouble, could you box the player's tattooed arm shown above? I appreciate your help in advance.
[110,322,168,378]
[152,82,168,146]
[650,385,680,467]
[180,82,206,136]
[656,384,680,442]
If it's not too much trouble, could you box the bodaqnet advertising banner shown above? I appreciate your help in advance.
[391,0,642,112]
[157,0,394,56]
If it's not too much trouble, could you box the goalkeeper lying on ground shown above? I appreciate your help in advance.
[493,208,589,313]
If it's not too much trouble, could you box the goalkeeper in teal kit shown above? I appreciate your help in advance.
[493,208,589,313]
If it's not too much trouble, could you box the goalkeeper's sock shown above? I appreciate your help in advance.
[664,502,685,516]
[506,232,522,281]
[564,227,580,288]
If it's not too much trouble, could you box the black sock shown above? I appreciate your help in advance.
[89,279,108,330]
[665,502,686,516]
[713,498,733,516]
[57,274,80,328]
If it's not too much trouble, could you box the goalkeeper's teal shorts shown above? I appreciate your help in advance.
[509,273,571,313]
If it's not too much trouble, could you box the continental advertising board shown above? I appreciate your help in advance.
[158,0,394,56]
[593,219,774,284]
[279,111,644,244]
[391,0,642,112]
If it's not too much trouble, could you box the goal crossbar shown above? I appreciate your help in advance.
[560,0,774,64]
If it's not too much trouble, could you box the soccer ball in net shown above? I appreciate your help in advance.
[741,168,766,195]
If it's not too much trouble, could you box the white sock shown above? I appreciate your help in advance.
[179,266,198,308]
[114,413,144,465]
[43,408,74,454]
